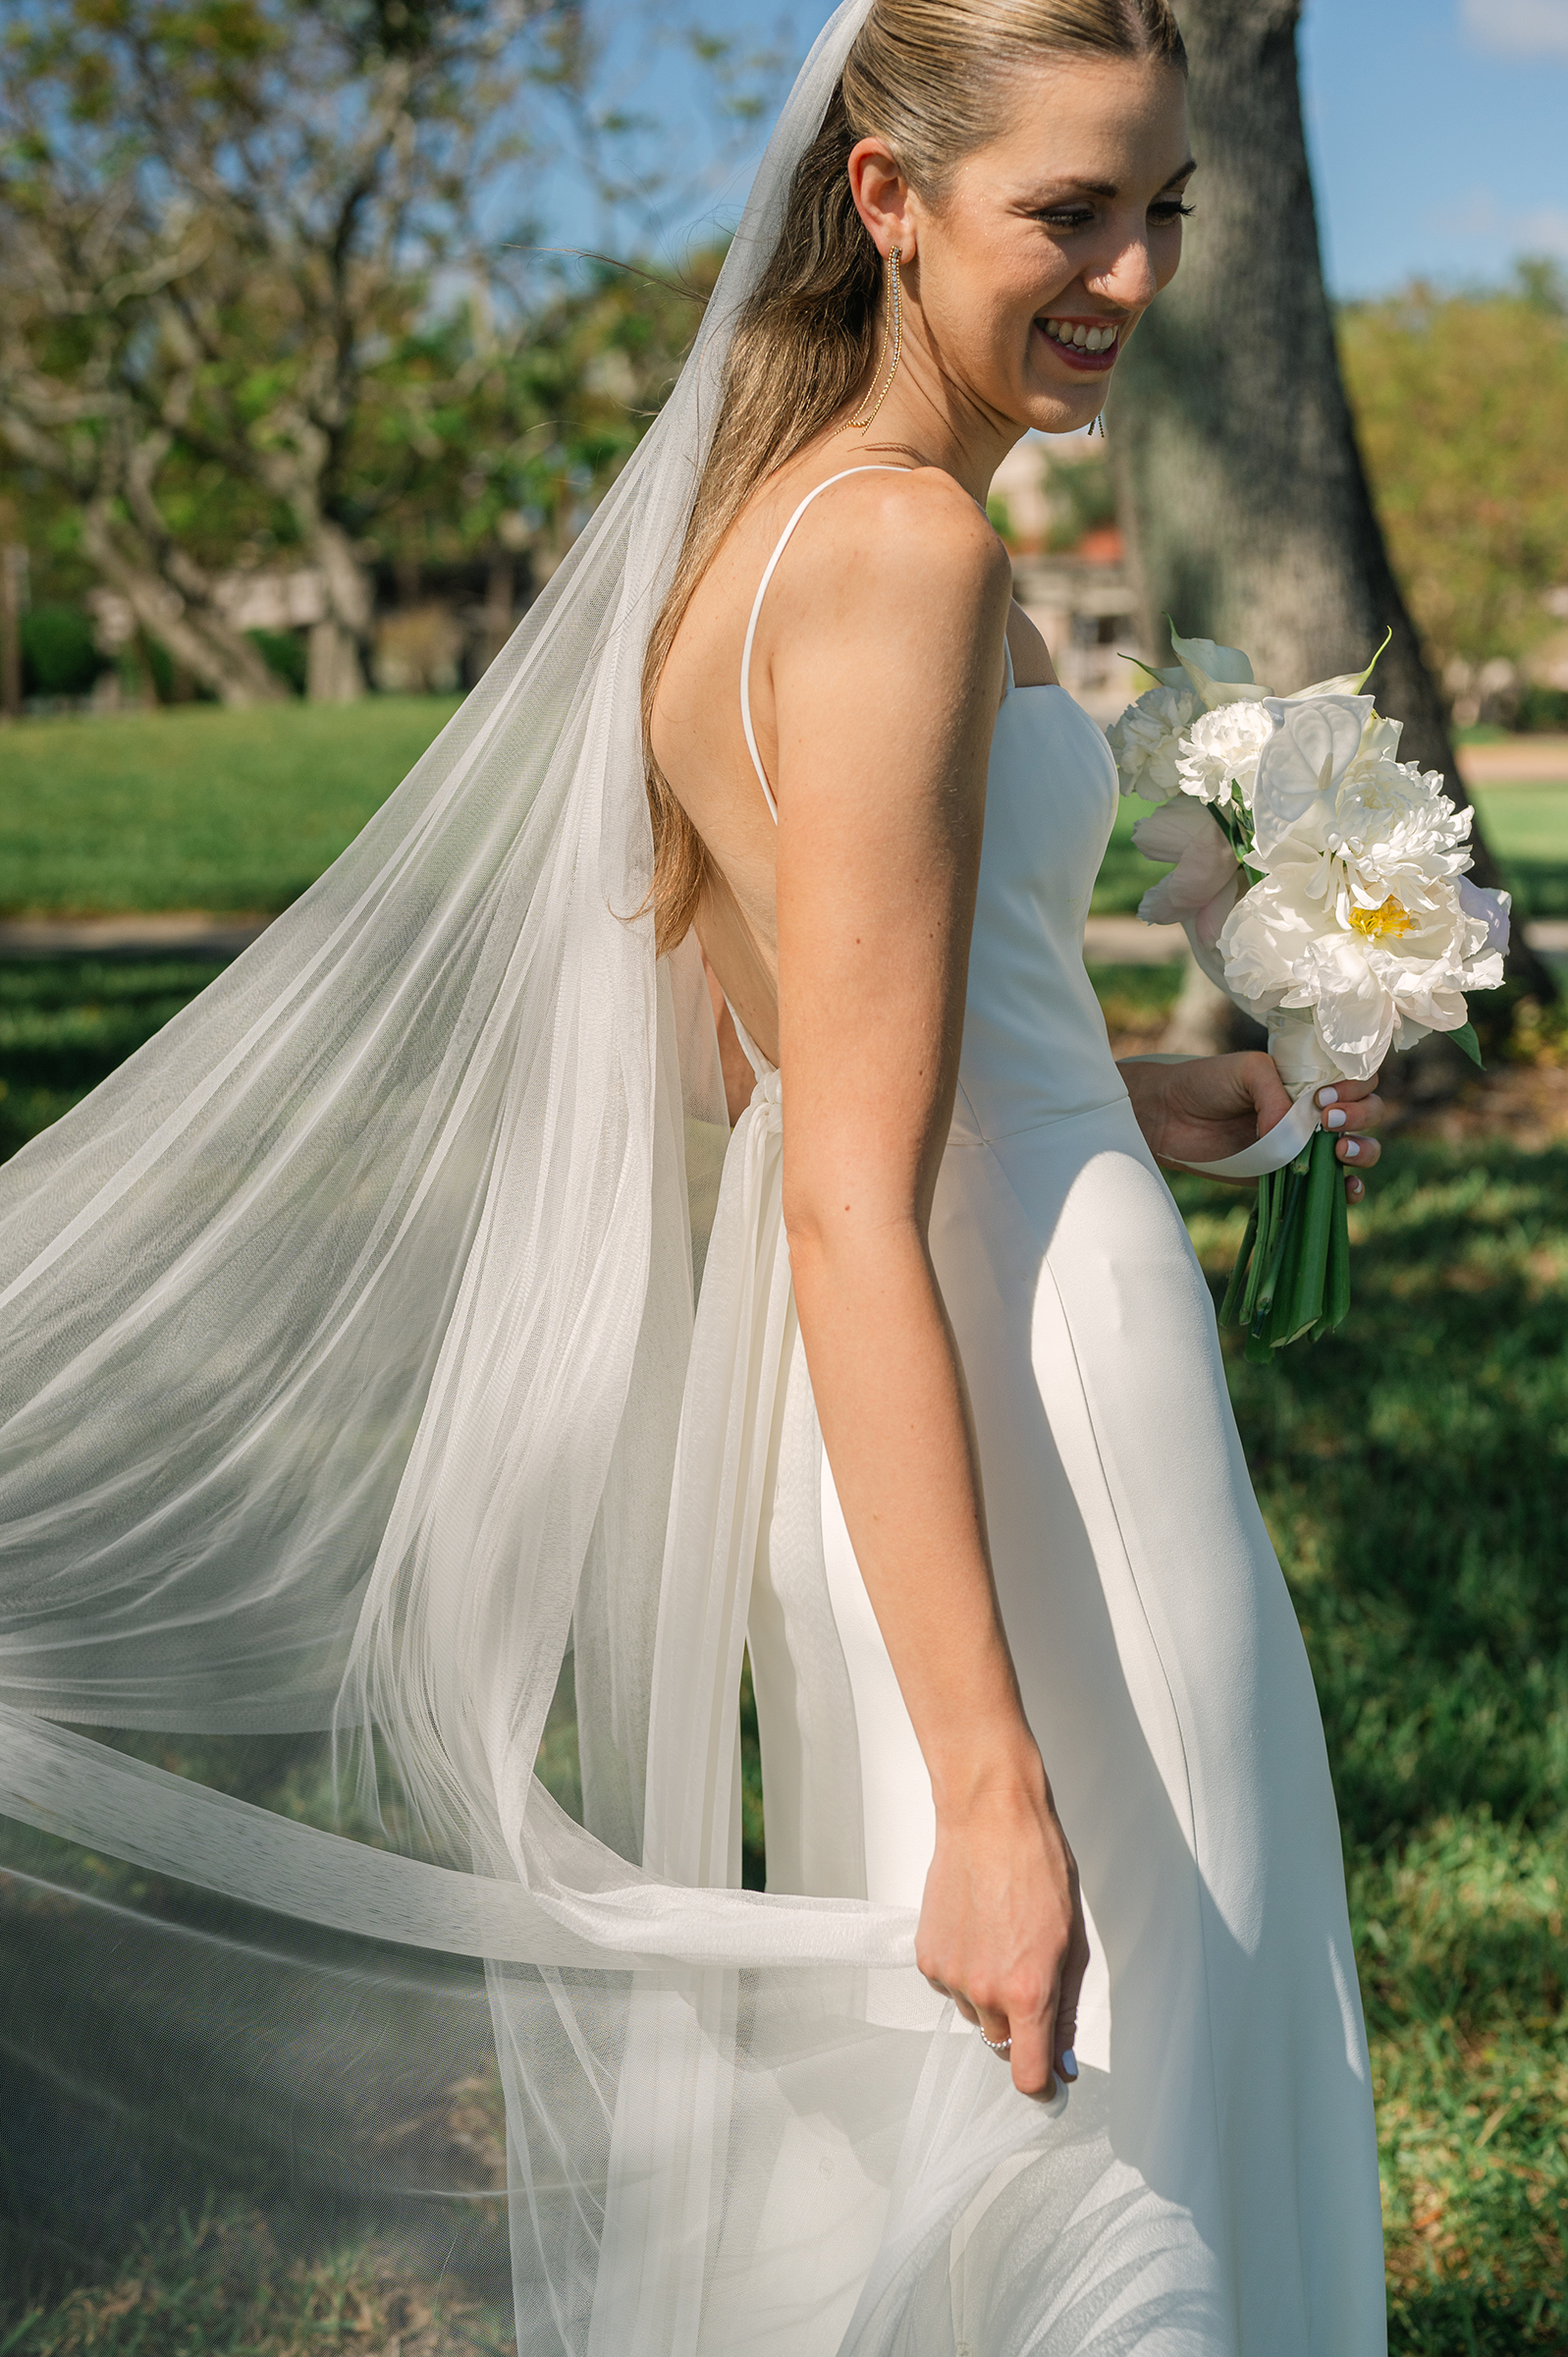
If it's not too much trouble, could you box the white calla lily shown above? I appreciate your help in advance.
[1166,628,1271,709]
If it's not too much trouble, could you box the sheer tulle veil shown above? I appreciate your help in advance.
[0,2,1091,2344]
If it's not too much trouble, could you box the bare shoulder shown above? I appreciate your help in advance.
[825,463,1007,585]
[770,463,1011,659]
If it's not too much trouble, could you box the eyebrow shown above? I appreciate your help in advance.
[1049,160,1198,199]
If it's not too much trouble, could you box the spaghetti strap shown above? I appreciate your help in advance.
[739,466,910,823]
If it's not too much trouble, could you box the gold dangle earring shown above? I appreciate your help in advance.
[850,246,902,432]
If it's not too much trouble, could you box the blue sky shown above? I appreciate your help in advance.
[543,0,1568,299]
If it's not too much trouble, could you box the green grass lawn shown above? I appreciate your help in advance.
[0,699,460,914]
[2,699,1565,925]
[1471,783,1568,919]
[1174,1153,1568,2351]
[1,705,1566,2349]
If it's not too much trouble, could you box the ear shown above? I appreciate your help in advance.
[847,137,918,261]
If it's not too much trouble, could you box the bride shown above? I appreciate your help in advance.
[0,0,1388,2349]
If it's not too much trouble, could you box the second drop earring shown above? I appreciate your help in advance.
[851,246,902,431]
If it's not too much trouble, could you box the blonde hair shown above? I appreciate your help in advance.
[640,0,1187,955]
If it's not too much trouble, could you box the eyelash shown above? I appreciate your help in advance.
[1037,200,1195,231]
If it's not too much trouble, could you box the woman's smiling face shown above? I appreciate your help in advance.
[856,52,1194,437]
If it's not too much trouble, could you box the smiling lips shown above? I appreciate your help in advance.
[1038,315,1122,372]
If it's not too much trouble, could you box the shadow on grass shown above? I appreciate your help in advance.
[1178,1141,1568,2346]
[2,960,1565,2343]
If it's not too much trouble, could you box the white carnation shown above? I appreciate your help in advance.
[1175,700,1275,806]
[1107,683,1198,803]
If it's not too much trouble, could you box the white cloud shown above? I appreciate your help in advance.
[1428,187,1568,260]
[1515,205,1568,254]
[1460,0,1568,58]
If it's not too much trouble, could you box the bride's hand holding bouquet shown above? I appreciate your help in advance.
[1109,630,1510,1357]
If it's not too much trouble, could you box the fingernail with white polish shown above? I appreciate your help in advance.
[1325,1108,1347,1128]
[1059,2050,1078,2081]
[1343,1139,1360,1159]
[1318,1087,1339,1107]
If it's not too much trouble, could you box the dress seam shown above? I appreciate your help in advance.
[947,1087,1133,1151]
[978,1131,1231,2198]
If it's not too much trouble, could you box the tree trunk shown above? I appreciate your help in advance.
[1108,0,1554,1009]
[305,521,372,702]
[0,545,23,720]
[78,511,286,708]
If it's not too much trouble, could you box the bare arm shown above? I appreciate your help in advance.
[770,473,1087,2097]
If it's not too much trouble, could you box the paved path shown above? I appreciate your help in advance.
[1460,738,1568,786]
[0,912,271,960]
[1,906,1563,969]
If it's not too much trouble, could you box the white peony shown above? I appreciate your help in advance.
[1108,682,1198,803]
[1175,701,1277,806]
[1216,689,1512,1076]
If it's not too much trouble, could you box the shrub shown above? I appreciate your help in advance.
[246,628,307,697]
[1516,684,1568,734]
[21,605,107,698]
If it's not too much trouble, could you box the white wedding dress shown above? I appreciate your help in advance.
[0,11,1392,2335]
[699,469,1388,2350]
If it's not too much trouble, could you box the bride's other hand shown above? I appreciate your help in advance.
[916,1745,1091,2100]
[1119,1052,1384,1201]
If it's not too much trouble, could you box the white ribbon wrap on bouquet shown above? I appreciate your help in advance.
[1125,999,1342,1179]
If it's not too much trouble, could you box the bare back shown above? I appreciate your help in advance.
[650,441,1058,1067]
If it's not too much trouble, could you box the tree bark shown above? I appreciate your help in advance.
[0,545,22,719]
[1108,0,1554,1007]
[302,520,372,702]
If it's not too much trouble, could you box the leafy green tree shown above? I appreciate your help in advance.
[1337,262,1568,685]
[0,0,773,702]
[0,0,541,699]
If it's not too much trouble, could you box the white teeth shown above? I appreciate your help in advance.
[1042,317,1118,352]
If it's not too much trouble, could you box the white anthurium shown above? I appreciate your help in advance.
[1131,797,1246,945]
[1250,694,1376,858]
[1175,700,1278,805]
[1107,680,1199,803]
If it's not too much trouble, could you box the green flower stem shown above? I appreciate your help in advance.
[1283,1129,1340,1343]
[1239,1169,1279,1328]
[1220,1131,1355,1357]
[1219,1196,1259,1326]
[1251,1164,1305,1330]
[1314,1164,1352,1342]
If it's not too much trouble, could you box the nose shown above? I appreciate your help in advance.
[1084,218,1162,313]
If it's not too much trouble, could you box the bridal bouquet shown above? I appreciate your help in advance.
[1108,630,1512,1357]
